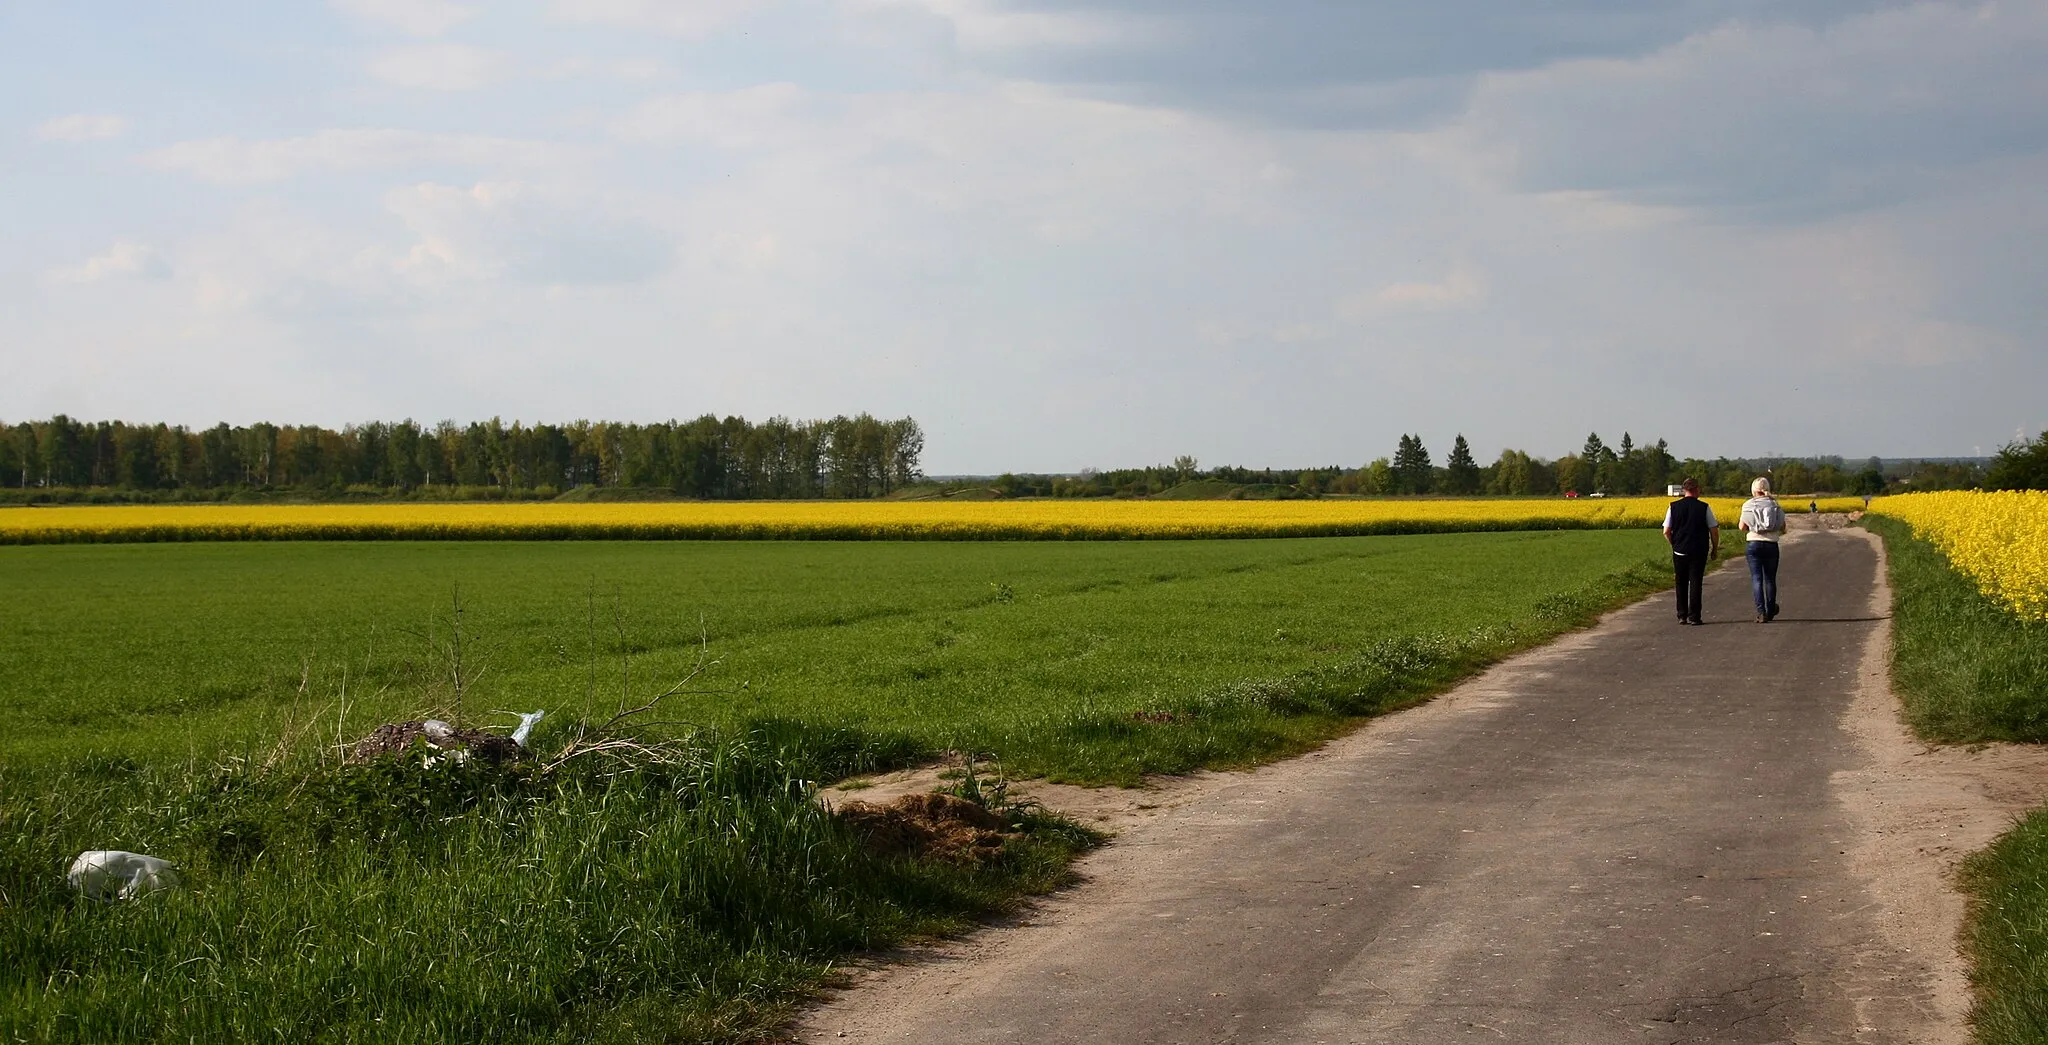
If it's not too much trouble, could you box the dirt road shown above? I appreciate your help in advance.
[798,525,2048,1044]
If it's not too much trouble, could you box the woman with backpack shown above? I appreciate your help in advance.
[1740,477,1788,622]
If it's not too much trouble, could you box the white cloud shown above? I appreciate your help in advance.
[1347,265,1487,314]
[50,241,168,283]
[859,0,1156,52]
[551,0,769,38]
[332,0,479,37]
[367,43,514,90]
[386,181,672,285]
[141,129,586,183]
[610,83,814,147]
[36,113,128,142]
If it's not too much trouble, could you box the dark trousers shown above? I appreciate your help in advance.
[1673,553,1707,622]
[1746,540,1781,618]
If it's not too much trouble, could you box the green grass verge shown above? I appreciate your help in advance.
[0,531,1684,1042]
[1863,516,2048,743]
[1865,515,2048,1043]
[1,726,1096,1044]
[1960,809,2048,1043]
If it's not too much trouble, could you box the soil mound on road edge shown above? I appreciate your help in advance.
[837,793,1014,864]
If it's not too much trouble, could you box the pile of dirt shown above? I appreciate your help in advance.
[836,793,1014,864]
[348,721,526,765]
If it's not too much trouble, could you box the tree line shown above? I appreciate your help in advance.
[992,431,2020,499]
[0,414,924,500]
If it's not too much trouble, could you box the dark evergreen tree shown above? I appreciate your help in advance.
[1445,434,1480,494]
[1393,434,1434,494]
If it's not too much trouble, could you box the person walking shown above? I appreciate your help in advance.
[1663,477,1718,625]
[1741,477,1788,623]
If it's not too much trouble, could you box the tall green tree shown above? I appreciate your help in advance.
[1392,434,1433,494]
[1987,435,2048,490]
[1444,434,1480,494]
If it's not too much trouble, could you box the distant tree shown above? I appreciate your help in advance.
[1172,455,1200,484]
[1581,432,1607,466]
[1616,432,1640,494]
[1444,435,1480,494]
[1554,454,1586,496]
[1853,467,1887,496]
[1486,449,1535,495]
[1365,457,1393,495]
[1581,432,1619,493]
[1392,434,1433,494]
[1986,436,2048,490]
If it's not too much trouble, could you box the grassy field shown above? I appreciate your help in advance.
[0,531,1673,779]
[1865,515,2048,1044]
[1,530,1679,1043]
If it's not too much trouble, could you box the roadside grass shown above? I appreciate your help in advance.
[1959,808,2048,1044]
[0,725,1095,1044]
[0,531,1683,1042]
[1865,515,2048,1043]
[1863,516,2048,742]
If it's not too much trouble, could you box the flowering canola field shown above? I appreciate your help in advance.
[0,497,1748,544]
[1870,491,2048,621]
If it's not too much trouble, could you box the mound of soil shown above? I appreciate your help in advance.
[348,721,526,765]
[836,793,1015,864]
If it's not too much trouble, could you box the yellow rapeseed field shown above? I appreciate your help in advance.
[1870,491,2048,621]
[0,497,1749,544]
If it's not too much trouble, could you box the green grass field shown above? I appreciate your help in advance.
[1,530,1670,780]
[1,531,1677,1043]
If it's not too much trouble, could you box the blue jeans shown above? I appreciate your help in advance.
[1745,541,1780,619]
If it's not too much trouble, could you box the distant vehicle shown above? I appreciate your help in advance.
[1588,492,1606,498]
[1667,484,1686,497]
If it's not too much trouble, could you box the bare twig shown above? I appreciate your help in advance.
[545,615,728,774]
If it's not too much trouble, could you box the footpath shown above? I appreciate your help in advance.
[796,525,2048,1044]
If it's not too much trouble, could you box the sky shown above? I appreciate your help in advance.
[3,1,2044,474]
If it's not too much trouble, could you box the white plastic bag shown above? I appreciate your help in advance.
[68,850,181,901]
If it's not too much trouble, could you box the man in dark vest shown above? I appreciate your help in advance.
[1662,477,1719,625]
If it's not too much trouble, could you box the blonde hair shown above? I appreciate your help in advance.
[1752,476,1772,496]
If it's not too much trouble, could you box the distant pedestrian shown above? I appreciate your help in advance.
[1663,477,1718,625]
[1742,477,1788,623]
[1809,499,1817,514]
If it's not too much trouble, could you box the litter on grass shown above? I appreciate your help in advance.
[68,850,180,901]
[348,719,527,765]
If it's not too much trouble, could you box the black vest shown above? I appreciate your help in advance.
[1668,497,1713,556]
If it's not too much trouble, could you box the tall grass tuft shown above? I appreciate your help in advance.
[0,722,1085,1044]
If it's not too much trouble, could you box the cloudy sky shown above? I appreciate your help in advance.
[4,1,2044,472]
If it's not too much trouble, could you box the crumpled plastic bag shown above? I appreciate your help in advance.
[69,850,181,901]
[509,709,545,747]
